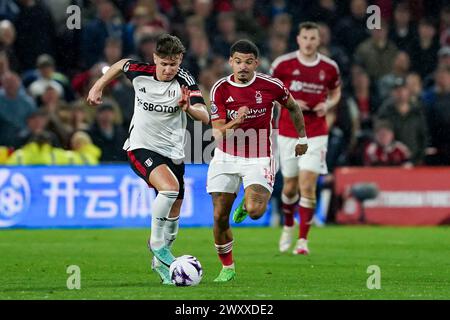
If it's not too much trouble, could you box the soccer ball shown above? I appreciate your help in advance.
[170,255,203,286]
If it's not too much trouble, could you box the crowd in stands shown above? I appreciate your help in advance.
[0,0,449,168]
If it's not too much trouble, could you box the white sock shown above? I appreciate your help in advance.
[150,191,178,250]
[281,193,299,205]
[164,216,179,249]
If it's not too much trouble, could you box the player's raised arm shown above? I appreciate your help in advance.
[282,94,308,156]
[87,58,130,106]
[178,85,210,125]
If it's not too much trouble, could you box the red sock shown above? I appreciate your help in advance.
[299,197,315,240]
[281,194,299,227]
[281,203,296,227]
[215,241,234,266]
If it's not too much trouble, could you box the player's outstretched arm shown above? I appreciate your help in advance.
[87,59,130,106]
[283,95,308,156]
[178,85,210,125]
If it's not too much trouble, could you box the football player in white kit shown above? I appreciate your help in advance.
[87,34,209,284]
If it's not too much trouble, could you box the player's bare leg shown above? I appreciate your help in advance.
[294,170,319,255]
[148,165,179,283]
[244,184,271,220]
[233,184,271,223]
[279,176,299,252]
[212,192,237,282]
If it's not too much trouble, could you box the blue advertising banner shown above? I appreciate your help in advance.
[0,165,271,228]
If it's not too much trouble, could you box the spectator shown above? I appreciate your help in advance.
[123,4,168,55]
[408,17,440,79]
[6,131,69,165]
[364,120,411,166]
[68,131,101,165]
[185,15,205,41]
[39,85,72,147]
[439,5,450,46]
[232,0,265,46]
[306,0,339,29]
[378,51,411,101]
[198,67,219,108]
[136,31,163,64]
[102,37,123,67]
[389,1,417,51]
[168,0,194,40]
[346,65,380,130]
[111,73,135,130]
[405,72,424,105]
[81,0,124,68]
[334,0,370,56]
[213,11,239,58]
[25,54,73,102]
[88,103,127,162]
[354,19,399,82]
[0,0,20,22]
[57,104,90,137]
[0,145,11,163]
[318,22,350,83]
[14,109,59,149]
[0,19,19,71]
[424,64,450,165]
[437,46,450,68]
[259,32,289,68]
[192,0,216,41]
[183,33,213,80]
[13,0,56,71]
[0,49,9,81]
[270,13,292,40]
[378,77,428,164]
[0,71,36,130]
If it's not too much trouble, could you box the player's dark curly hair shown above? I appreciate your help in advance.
[230,39,259,59]
[155,34,186,58]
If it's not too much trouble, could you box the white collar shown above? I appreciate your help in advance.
[297,51,321,67]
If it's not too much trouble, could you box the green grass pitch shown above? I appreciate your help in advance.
[0,226,449,300]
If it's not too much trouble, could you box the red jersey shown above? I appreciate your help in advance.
[364,141,411,166]
[210,72,290,158]
[271,51,340,138]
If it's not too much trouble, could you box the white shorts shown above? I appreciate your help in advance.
[206,148,275,194]
[278,135,328,177]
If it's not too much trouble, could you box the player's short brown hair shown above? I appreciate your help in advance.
[155,34,186,59]
[298,21,320,34]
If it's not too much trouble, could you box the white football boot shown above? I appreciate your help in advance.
[292,238,309,255]
[279,226,295,253]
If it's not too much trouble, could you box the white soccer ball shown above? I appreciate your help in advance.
[170,255,203,286]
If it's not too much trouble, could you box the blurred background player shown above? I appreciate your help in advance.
[208,39,308,282]
[87,34,209,284]
[271,22,342,255]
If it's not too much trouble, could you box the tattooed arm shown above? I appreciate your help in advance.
[282,94,308,156]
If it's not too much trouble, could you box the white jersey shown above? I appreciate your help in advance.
[122,60,205,160]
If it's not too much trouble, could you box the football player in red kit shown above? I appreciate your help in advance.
[271,22,342,255]
[208,39,308,281]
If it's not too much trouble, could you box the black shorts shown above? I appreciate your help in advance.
[127,148,185,199]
